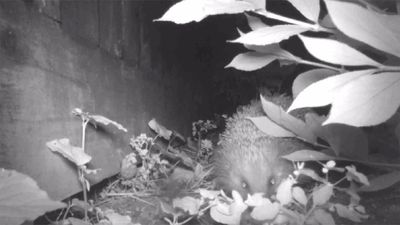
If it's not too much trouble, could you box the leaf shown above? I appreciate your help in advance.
[276,177,295,205]
[46,138,92,166]
[250,199,280,220]
[104,209,133,225]
[225,52,277,71]
[313,208,335,225]
[334,204,369,222]
[245,13,268,30]
[287,0,320,22]
[288,69,376,112]
[282,150,336,162]
[90,115,127,132]
[345,165,369,186]
[324,72,400,126]
[292,186,307,206]
[244,193,269,206]
[292,68,338,98]
[231,25,310,46]
[244,0,265,10]
[244,43,298,60]
[358,171,400,192]
[247,116,296,137]
[148,119,172,140]
[313,184,333,206]
[173,196,201,215]
[155,0,255,24]
[325,0,400,58]
[261,95,317,143]
[299,35,383,66]
[0,169,66,225]
[199,189,220,199]
[210,190,247,225]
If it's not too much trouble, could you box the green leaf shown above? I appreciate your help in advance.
[276,177,295,205]
[247,116,296,137]
[225,52,277,71]
[245,14,268,30]
[358,171,400,192]
[292,186,307,206]
[231,25,309,46]
[210,190,247,225]
[299,35,383,66]
[282,150,336,162]
[313,208,335,225]
[334,204,369,222]
[244,0,265,10]
[46,138,92,166]
[173,196,201,215]
[325,0,400,58]
[313,184,333,206]
[90,115,127,132]
[287,0,320,22]
[288,69,376,112]
[345,165,369,186]
[324,72,400,126]
[0,169,66,225]
[155,0,255,24]
[148,119,172,140]
[250,199,280,220]
[261,95,317,143]
[292,68,338,98]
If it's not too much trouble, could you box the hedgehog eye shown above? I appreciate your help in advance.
[241,181,248,189]
[270,178,276,186]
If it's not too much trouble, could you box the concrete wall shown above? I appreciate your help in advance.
[0,0,243,200]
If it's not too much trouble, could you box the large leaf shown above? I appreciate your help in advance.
[282,150,337,162]
[299,35,383,67]
[231,25,309,46]
[90,115,127,132]
[288,69,376,112]
[247,116,296,137]
[46,138,92,166]
[324,72,400,126]
[0,169,66,225]
[287,0,320,22]
[261,95,317,143]
[225,52,277,71]
[245,14,268,30]
[155,0,255,24]
[358,171,400,192]
[325,0,400,58]
[292,68,338,98]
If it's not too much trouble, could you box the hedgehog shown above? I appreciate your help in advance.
[213,95,309,198]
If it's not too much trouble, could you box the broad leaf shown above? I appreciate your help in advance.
[90,115,127,132]
[244,0,265,10]
[288,69,376,112]
[292,186,307,206]
[155,0,255,24]
[46,138,92,166]
[334,204,369,222]
[276,177,295,205]
[313,209,335,225]
[261,95,317,143]
[148,119,172,140]
[0,169,66,225]
[244,43,298,61]
[210,190,247,225]
[173,196,201,215]
[299,35,383,66]
[282,150,336,162]
[247,116,296,137]
[231,25,309,46]
[346,165,369,186]
[104,209,133,225]
[313,184,333,206]
[325,0,400,58]
[250,199,280,220]
[324,72,400,126]
[292,68,338,98]
[358,171,400,192]
[287,0,320,22]
[226,52,277,71]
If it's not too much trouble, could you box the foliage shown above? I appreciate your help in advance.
[157,0,400,127]
[0,169,66,225]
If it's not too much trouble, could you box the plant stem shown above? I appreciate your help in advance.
[297,59,344,72]
[256,10,334,33]
[81,119,89,221]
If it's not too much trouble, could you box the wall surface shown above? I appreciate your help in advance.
[0,0,244,200]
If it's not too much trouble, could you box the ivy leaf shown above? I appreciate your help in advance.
[358,171,400,192]
[247,116,296,137]
[0,169,66,225]
[313,184,333,206]
[292,68,338,98]
[288,69,376,112]
[226,52,277,71]
[299,35,383,67]
[231,25,310,46]
[324,72,400,126]
[155,0,255,24]
[287,0,320,22]
[282,150,336,162]
[261,95,317,143]
[325,0,400,58]
[46,138,92,166]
